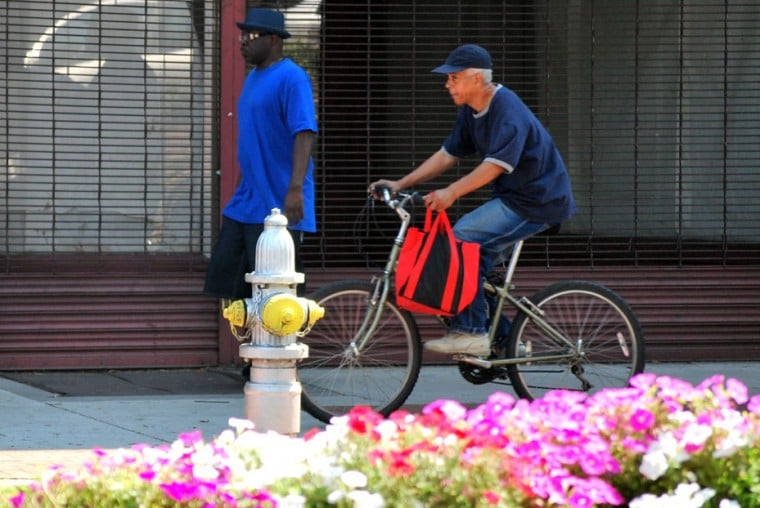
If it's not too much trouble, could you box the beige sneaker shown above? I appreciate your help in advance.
[424,332,490,356]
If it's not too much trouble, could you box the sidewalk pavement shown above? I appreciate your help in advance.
[1,361,759,487]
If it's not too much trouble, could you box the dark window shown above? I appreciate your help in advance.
[304,0,760,269]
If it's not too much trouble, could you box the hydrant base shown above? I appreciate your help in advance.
[244,381,301,435]
[239,343,308,360]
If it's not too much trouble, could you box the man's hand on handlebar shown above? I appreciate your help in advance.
[368,179,401,200]
[369,179,455,211]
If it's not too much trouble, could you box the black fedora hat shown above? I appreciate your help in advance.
[236,7,291,39]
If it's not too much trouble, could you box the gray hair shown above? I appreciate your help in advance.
[470,68,493,84]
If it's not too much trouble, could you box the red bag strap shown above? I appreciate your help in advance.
[434,208,451,232]
[402,209,446,297]
[438,211,461,310]
[423,207,434,231]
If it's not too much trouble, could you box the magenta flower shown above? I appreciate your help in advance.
[748,394,760,414]
[14,374,760,507]
[726,378,749,405]
[9,491,26,508]
[630,408,656,432]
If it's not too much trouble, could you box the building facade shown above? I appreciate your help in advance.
[1,0,759,369]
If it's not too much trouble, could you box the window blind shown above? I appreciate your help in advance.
[303,0,760,269]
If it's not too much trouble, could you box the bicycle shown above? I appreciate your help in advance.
[298,188,645,423]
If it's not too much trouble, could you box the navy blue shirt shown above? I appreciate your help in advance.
[443,85,576,225]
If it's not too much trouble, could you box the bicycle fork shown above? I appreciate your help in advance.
[348,273,393,356]
[350,201,413,356]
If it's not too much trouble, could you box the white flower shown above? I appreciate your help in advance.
[192,464,219,481]
[346,489,386,508]
[215,428,236,445]
[278,493,307,508]
[341,470,368,489]
[719,500,741,508]
[713,430,747,459]
[681,423,712,450]
[640,431,690,480]
[630,482,715,508]
[673,483,714,506]
[374,420,399,442]
[228,416,256,432]
[327,489,345,504]
[639,449,669,480]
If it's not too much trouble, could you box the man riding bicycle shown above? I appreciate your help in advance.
[370,44,576,357]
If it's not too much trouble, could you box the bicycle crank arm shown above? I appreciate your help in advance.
[453,354,493,369]
[488,352,576,366]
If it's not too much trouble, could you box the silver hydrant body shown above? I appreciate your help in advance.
[222,209,323,435]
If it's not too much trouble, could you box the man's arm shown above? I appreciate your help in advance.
[284,130,315,225]
[369,149,457,194]
[397,149,457,189]
[424,160,503,211]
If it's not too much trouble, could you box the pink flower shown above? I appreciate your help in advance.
[748,394,760,414]
[422,399,467,422]
[9,490,26,508]
[243,489,278,506]
[630,408,656,432]
[726,378,749,405]
[139,470,157,481]
[302,426,321,441]
[629,372,658,390]
[345,406,384,437]
[482,490,500,504]
[177,430,204,447]
[387,449,416,476]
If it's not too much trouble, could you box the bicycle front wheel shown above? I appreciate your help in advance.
[507,280,645,400]
[299,280,422,423]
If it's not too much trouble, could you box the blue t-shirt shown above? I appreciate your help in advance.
[223,58,318,232]
[443,85,576,225]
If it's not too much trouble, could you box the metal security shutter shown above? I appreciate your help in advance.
[0,0,219,369]
[301,0,760,361]
[308,0,760,268]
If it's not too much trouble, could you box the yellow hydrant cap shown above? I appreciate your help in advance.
[261,293,306,335]
[306,300,325,325]
[223,300,248,328]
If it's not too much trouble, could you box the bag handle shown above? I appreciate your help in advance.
[423,207,453,233]
[417,208,462,312]
[423,207,433,231]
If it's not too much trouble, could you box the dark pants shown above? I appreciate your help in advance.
[203,216,305,299]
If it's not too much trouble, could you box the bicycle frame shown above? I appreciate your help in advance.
[473,242,580,369]
[355,191,580,367]
[350,192,414,353]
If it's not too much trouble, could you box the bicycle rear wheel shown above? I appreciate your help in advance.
[506,280,645,400]
[299,280,422,423]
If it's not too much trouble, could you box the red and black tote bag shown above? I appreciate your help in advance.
[395,208,480,316]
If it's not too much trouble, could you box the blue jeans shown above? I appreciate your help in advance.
[449,198,550,335]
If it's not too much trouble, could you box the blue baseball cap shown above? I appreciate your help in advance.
[432,44,492,74]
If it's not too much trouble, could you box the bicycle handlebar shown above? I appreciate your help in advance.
[370,185,425,211]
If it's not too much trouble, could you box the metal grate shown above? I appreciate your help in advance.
[303,0,760,270]
[1,0,217,266]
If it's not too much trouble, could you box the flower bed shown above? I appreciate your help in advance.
[4,373,760,507]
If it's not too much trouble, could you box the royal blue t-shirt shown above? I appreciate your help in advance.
[443,85,576,225]
[223,58,318,232]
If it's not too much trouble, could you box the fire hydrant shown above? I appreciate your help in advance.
[222,208,324,435]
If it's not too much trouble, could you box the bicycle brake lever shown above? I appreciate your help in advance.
[368,184,392,202]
